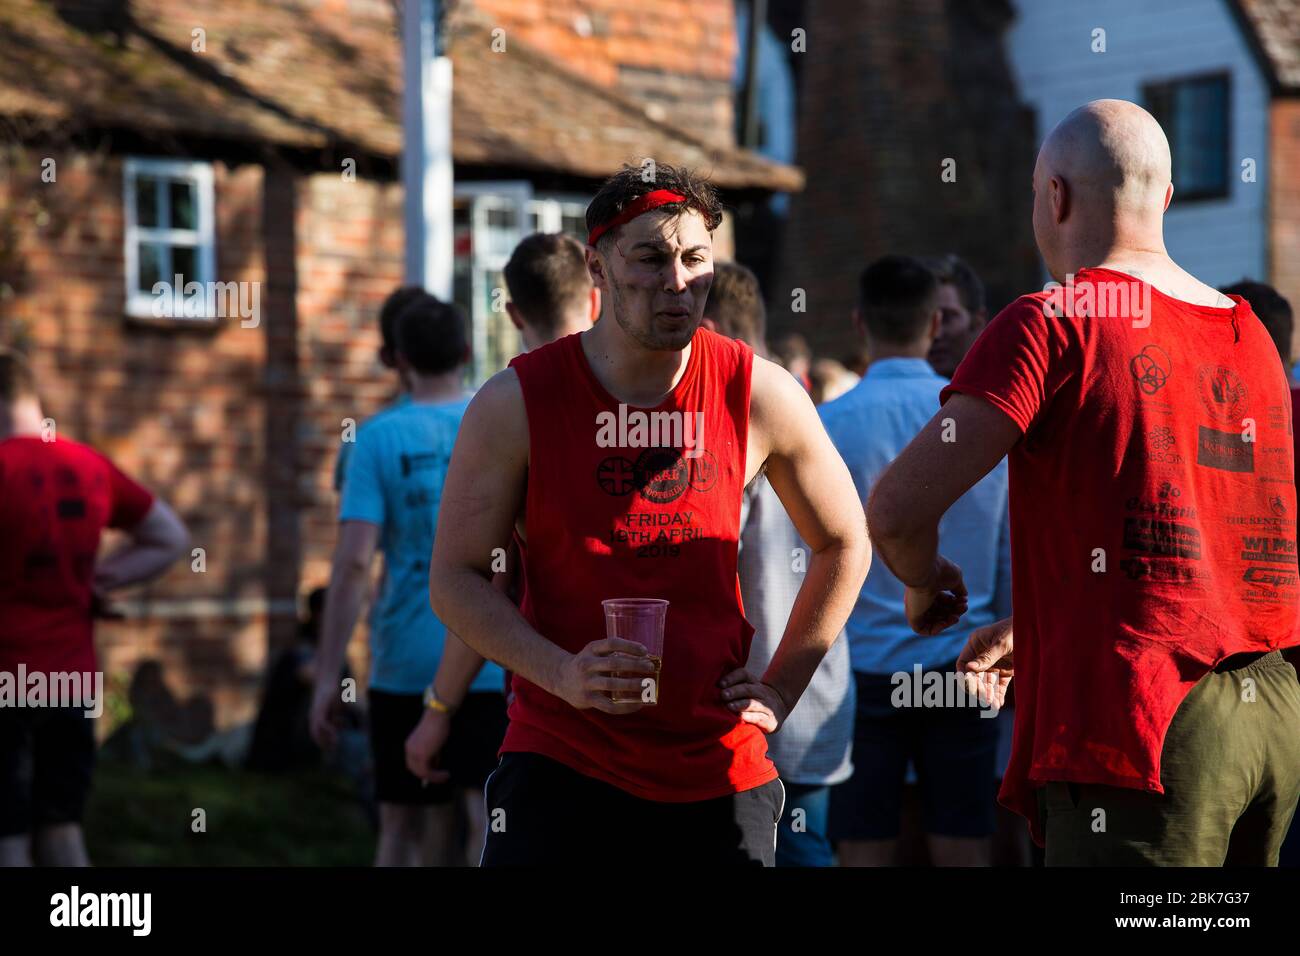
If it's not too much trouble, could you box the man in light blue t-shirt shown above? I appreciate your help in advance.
[820,255,1010,867]
[311,295,506,867]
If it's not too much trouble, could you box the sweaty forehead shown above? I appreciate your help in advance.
[617,208,713,249]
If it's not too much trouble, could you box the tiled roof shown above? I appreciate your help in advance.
[1234,0,1300,91]
[0,0,801,192]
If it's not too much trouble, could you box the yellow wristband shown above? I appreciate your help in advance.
[422,686,453,714]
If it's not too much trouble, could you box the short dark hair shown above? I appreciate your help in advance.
[1221,279,1294,366]
[858,255,941,345]
[0,347,38,404]
[770,332,811,366]
[393,296,469,376]
[503,233,592,336]
[703,261,766,348]
[924,254,986,315]
[586,162,723,251]
[380,286,435,353]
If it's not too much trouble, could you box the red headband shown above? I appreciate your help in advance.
[587,189,687,247]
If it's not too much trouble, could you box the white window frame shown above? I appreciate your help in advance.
[526,194,590,239]
[455,181,532,384]
[123,157,216,320]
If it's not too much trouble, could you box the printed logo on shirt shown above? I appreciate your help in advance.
[1226,513,1290,529]
[635,448,691,504]
[1196,365,1248,424]
[1196,426,1254,473]
[1129,345,1171,396]
[1124,483,1196,521]
[1137,425,1183,465]
[399,451,447,478]
[596,450,718,502]
[1242,565,1299,591]
[1119,556,1210,584]
[596,455,637,496]
[1123,518,1202,559]
[56,497,86,519]
[1240,536,1297,564]
[687,450,718,492]
[1266,403,1289,432]
[607,510,703,557]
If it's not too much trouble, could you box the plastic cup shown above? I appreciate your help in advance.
[601,598,667,705]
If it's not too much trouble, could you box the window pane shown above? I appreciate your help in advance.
[525,199,545,233]
[485,204,519,260]
[483,266,521,376]
[1180,79,1227,195]
[173,244,198,287]
[169,180,197,230]
[1148,77,1227,199]
[136,176,159,228]
[138,242,165,293]
[561,207,586,240]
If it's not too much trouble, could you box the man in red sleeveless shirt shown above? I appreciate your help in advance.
[428,164,871,866]
[869,100,1300,865]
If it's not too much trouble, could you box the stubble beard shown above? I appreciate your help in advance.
[606,271,697,353]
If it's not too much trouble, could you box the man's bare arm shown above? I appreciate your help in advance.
[429,544,519,706]
[311,519,380,748]
[428,370,652,713]
[93,500,190,591]
[742,358,872,712]
[867,393,1021,625]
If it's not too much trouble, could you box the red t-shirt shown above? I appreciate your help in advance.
[1292,386,1300,533]
[943,268,1299,846]
[0,436,154,674]
[502,328,777,801]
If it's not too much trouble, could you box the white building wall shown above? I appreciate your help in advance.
[1008,0,1270,286]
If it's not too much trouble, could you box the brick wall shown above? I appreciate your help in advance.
[0,145,397,731]
[773,0,1039,360]
[1271,99,1300,361]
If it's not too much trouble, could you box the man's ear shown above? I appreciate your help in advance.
[586,245,609,289]
[1051,175,1069,224]
[505,301,525,332]
[378,346,397,370]
[393,351,412,388]
[1163,182,1173,213]
[701,317,719,333]
[852,307,865,340]
[928,308,943,342]
[588,286,601,325]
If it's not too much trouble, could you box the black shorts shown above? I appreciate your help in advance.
[830,666,1000,840]
[0,706,96,837]
[368,689,508,805]
[480,751,786,866]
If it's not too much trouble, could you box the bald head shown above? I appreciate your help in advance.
[1042,99,1171,210]
[1033,99,1175,281]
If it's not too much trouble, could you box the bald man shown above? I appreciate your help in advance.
[868,99,1300,866]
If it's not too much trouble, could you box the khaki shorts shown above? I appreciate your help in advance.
[1037,650,1300,866]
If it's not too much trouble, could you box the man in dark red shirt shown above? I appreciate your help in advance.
[0,349,188,866]
[869,99,1300,865]
[1220,281,1299,566]
[426,164,870,866]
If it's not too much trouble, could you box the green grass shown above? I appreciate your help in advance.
[84,754,374,866]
